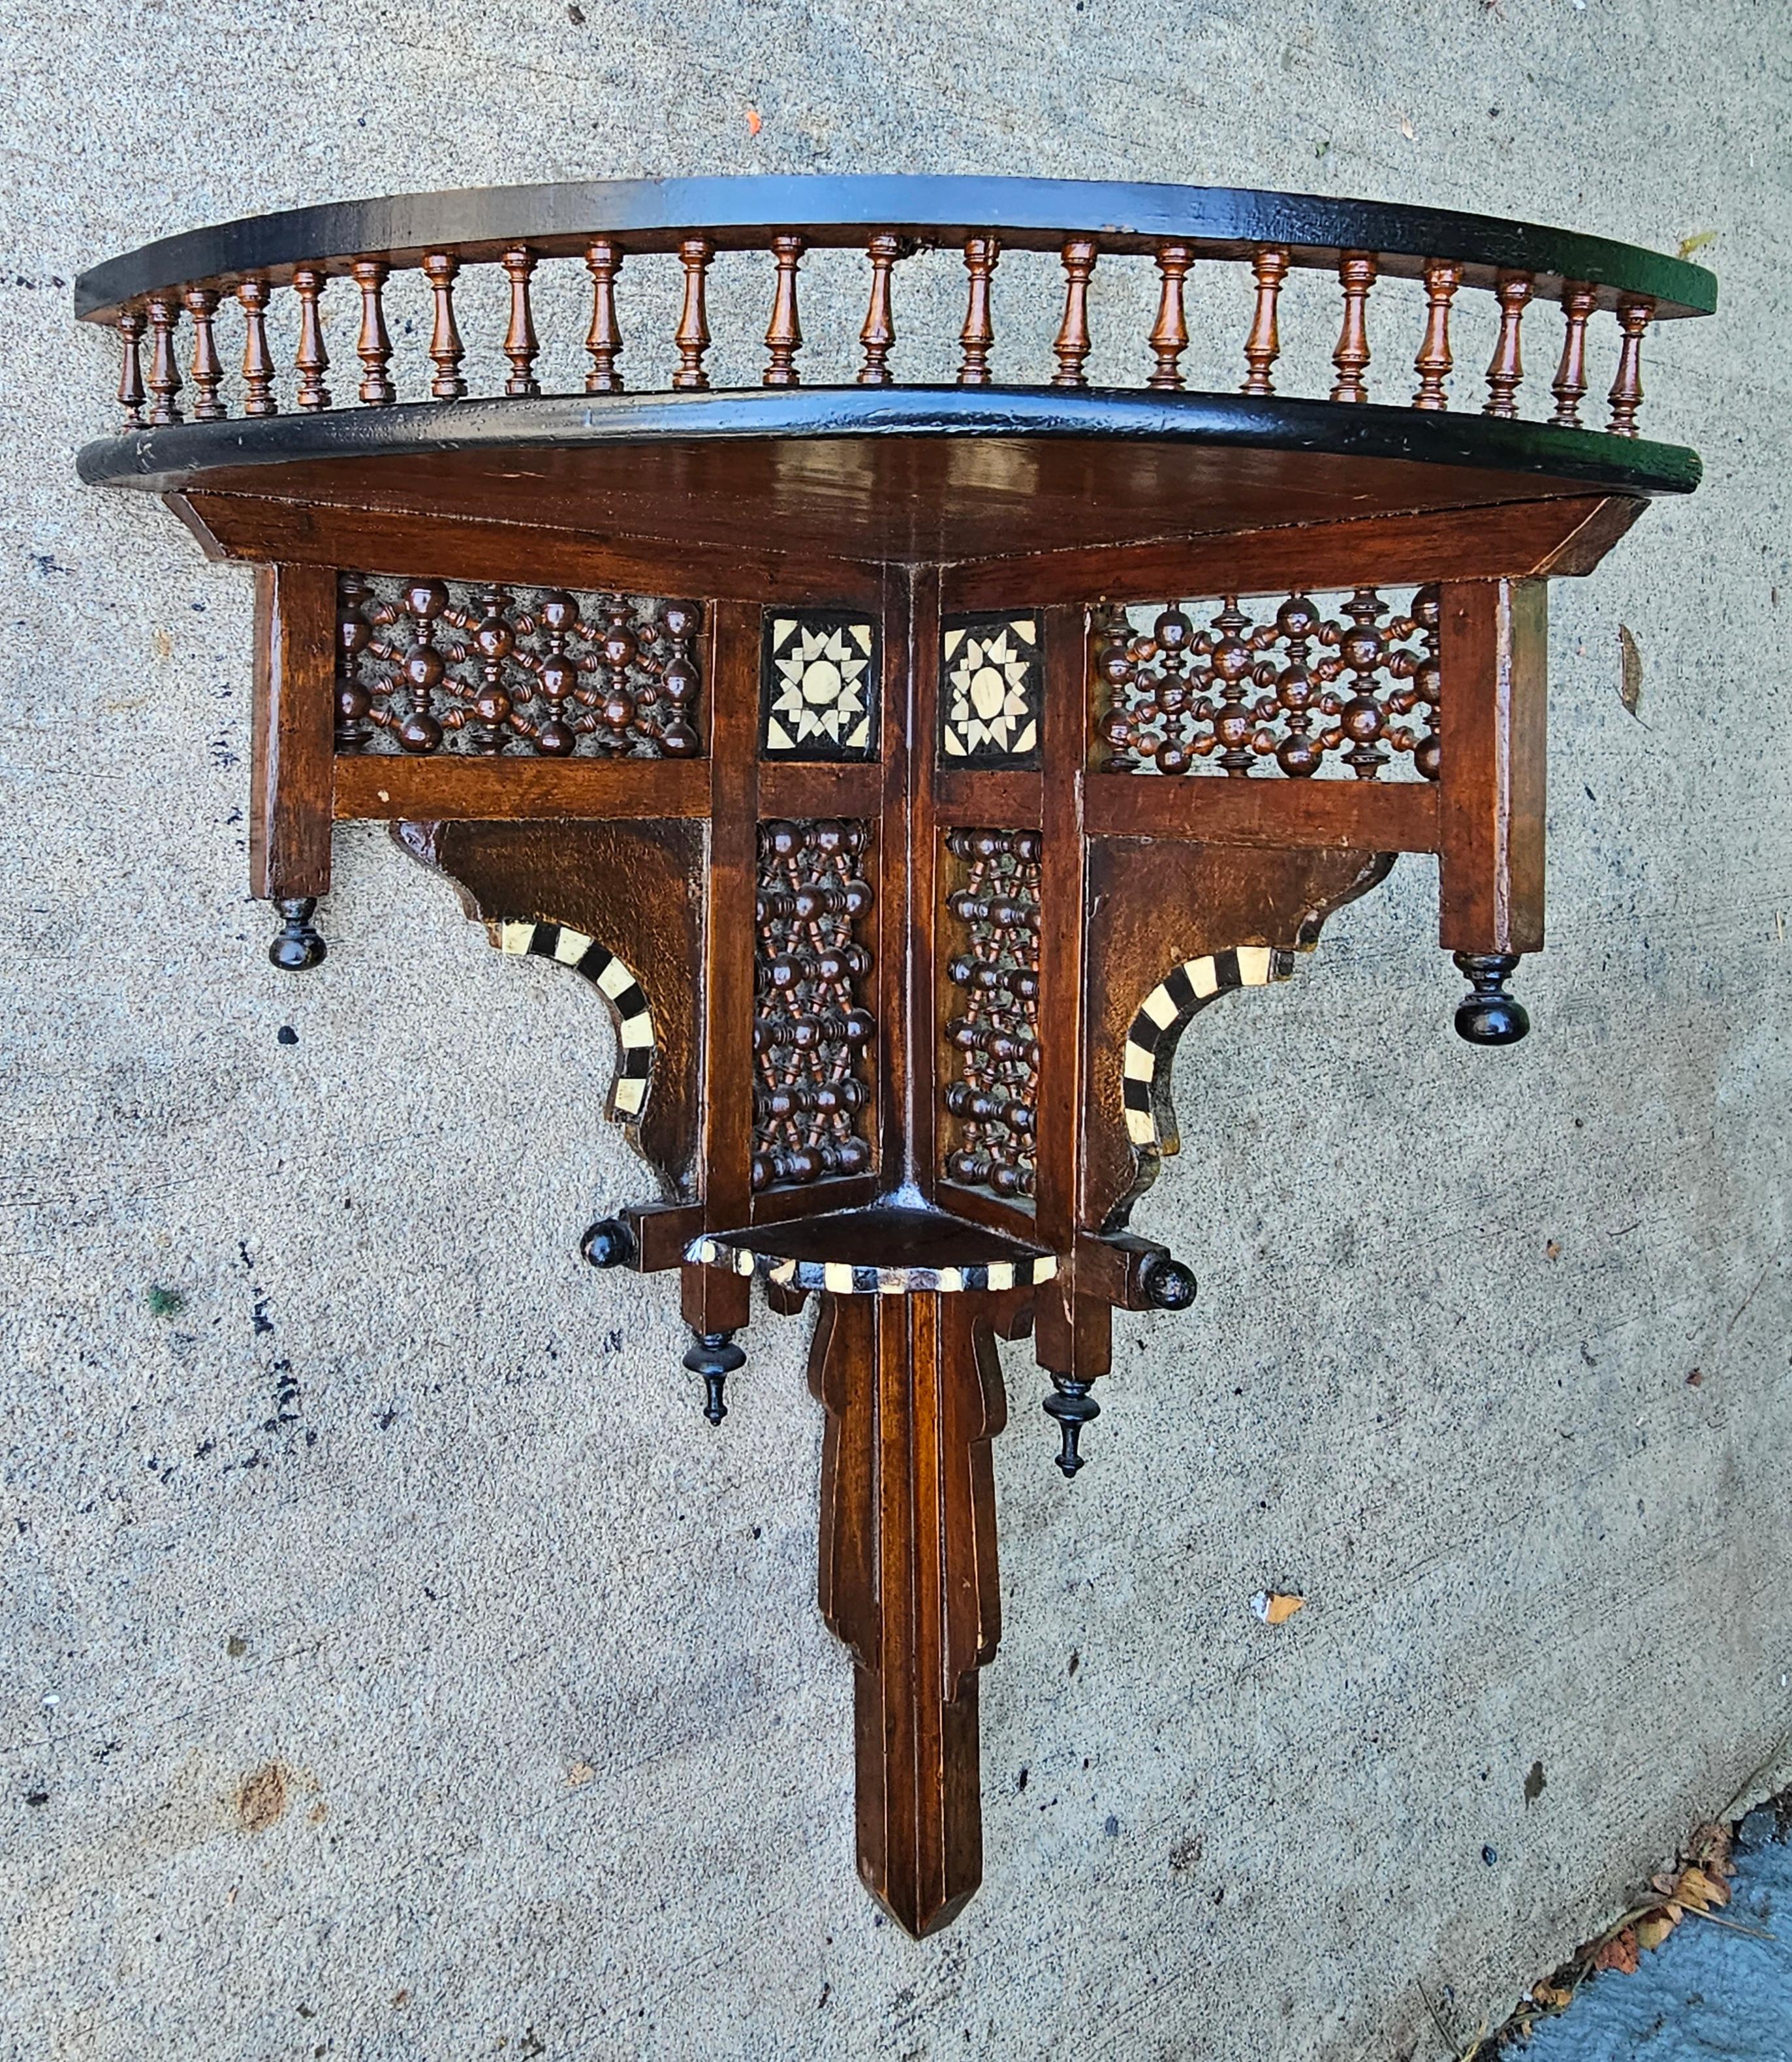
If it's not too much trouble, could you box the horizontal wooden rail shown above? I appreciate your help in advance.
[78,178,1714,450]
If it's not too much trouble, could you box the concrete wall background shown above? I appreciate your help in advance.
[3,3,1787,2056]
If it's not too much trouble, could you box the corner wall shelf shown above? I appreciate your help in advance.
[75,174,1714,1937]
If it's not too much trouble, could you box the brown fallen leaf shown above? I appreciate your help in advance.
[1532,1982,1575,2011]
[1677,1865,1729,1909]
[1251,1591,1306,1626]
[1635,1913,1678,1952]
[1593,1929,1639,1975]
[1618,625,1644,718]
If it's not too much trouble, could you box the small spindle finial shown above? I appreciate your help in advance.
[1483,271,1533,418]
[1139,1253,1197,1310]
[145,294,183,426]
[1147,243,1192,390]
[580,1217,637,1269]
[957,235,1000,386]
[292,266,331,411]
[1607,294,1654,437]
[1411,257,1462,410]
[500,246,541,398]
[1330,251,1377,403]
[352,259,395,405]
[1549,281,1599,428]
[269,898,326,972]
[584,237,625,392]
[1452,952,1528,1044]
[683,1329,745,1426]
[673,236,714,390]
[1043,1375,1100,1478]
[183,286,225,420]
[1052,237,1098,387]
[236,279,277,416]
[858,232,902,384]
[763,233,806,387]
[116,309,147,430]
[1241,244,1289,395]
[422,251,465,400]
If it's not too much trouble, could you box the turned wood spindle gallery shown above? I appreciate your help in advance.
[583,237,625,393]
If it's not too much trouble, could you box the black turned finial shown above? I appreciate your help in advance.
[580,1217,637,1270]
[1043,1375,1100,1479]
[684,1330,746,1426]
[1453,952,1530,1045]
[1139,1253,1197,1311]
[268,897,325,971]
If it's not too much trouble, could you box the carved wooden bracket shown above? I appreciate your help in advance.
[73,174,1712,1937]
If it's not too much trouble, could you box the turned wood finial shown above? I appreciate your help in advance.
[1453,952,1528,1044]
[580,1217,637,1269]
[236,279,277,417]
[684,1328,745,1425]
[1330,251,1377,403]
[583,237,625,392]
[1483,270,1533,418]
[858,232,902,385]
[292,266,331,411]
[115,309,146,430]
[957,235,1000,385]
[422,251,465,401]
[145,293,183,425]
[1607,293,1654,437]
[1043,1374,1099,1478]
[673,235,714,390]
[269,897,326,972]
[1241,244,1289,395]
[500,246,541,398]
[1411,257,1462,410]
[1549,280,1599,428]
[1052,237,1098,388]
[762,232,806,387]
[1147,242,1192,390]
[352,258,395,405]
[183,285,225,421]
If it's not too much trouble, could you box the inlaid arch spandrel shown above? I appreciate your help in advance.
[1080,839,1395,1232]
[394,817,705,1200]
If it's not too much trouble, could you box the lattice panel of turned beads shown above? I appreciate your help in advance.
[336,574,702,758]
[940,830,1043,1208]
[1094,587,1442,782]
[751,820,877,1194]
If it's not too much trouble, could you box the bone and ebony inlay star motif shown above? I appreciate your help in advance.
[941,614,1043,766]
[761,610,881,758]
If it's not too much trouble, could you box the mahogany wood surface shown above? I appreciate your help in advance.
[249,563,336,899]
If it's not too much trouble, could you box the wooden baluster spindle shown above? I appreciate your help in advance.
[184,286,225,420]
[1330,250,1377,403]
[1549,281,1599,428]
[1147,242,1191,390]
[1411,257,1462,410]
[858,232,901,385]
[762,233,806,387]
[672,235,714,390]
[146,294,183,426]
[116,309,146,430]
[1241,244,1289,396]
[1607,293,1654,437]
[422,251,465,400]
[501,245,541,398]
[1052,237,1097,387]
[236,279,277,417]
[957,235,1000,385]
[292,266,331,411]
[584,236,625,392]
[353,259,395,405]
[1482,270,1533,418]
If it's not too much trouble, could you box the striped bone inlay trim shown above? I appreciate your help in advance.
[496,921,655,1119]
[1123,946,1295,1148]
[685,1236,1060,1298]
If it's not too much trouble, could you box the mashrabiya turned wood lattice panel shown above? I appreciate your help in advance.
[73,172,1716,1943]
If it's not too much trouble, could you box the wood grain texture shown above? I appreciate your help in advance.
[249,563,336,898]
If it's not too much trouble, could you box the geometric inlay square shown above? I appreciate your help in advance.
[940,613,1043,766]
[761,609,881,759]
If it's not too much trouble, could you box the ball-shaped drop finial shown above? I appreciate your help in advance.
[1453,953,1530,1045]
[268,898,325,972]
